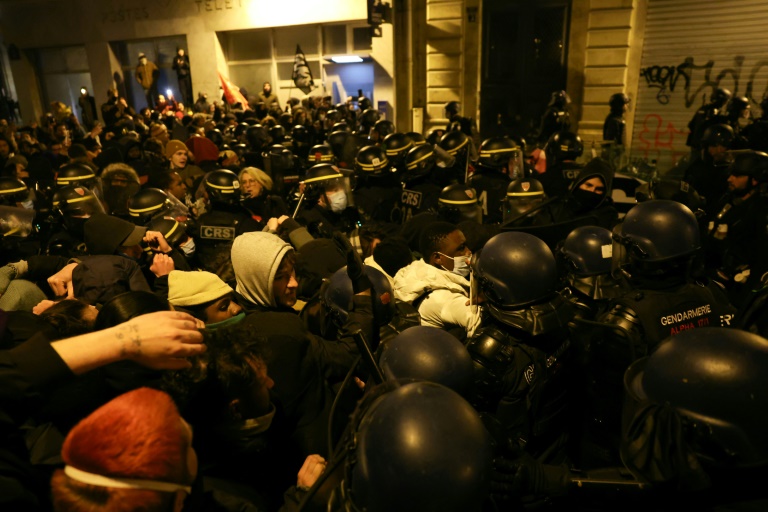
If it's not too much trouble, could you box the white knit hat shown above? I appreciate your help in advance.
[167,270,232,307]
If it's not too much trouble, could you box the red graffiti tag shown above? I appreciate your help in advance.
[637,114,689,165]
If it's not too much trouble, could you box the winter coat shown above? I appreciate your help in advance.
[393,258,481,337]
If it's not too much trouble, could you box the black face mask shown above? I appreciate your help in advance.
[570,187,605,212]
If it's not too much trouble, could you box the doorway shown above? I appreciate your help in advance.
[480,0,570,142]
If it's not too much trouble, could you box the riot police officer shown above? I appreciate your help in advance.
[196,169,261,279]
[537,90,572,144]
[467,231,575,460]
[742,96,768,152]
[705,151,768,307]
[127,188,180,225]
[539,131,584,198]
[438,130,471,184]
[381,132,413,175]
[45,185,105,256]
[603,92,630,168]
[586,200,736,465]
[352,145,399,224]
[325,381,493,512]
[437,182,483,225]
[468,136,518,224]
[392,143,442,224]
[369,119,395,145]
[687,87,731,152]
[559,225,626,321]
[683,123,735,219]
[295,163,360,239]
[502,177,547,226]
[622,328,768,508]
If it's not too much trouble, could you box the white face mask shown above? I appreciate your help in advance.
[20,199,34,209]
[180,237,196,257]
[438,252,471,278]
[327,190,348,213]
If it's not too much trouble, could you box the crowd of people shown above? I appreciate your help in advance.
[0,80,767,512]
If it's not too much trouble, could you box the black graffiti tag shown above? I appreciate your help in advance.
[640,56,768,108]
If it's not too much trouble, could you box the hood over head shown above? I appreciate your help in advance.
[232,232,292,307]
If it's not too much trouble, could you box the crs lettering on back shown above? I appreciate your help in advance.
[200,225,235,240]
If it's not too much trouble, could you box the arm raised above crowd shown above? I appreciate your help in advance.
[51,310,206,374]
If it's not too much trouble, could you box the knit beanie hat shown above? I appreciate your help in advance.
[165,140,187,159]
[167,270,233,307]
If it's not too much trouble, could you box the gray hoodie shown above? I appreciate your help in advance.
[232,232,292,307]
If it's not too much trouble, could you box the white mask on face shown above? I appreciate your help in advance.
[438,252,471,278]
[327,191,348,213]
[180,237,196,257]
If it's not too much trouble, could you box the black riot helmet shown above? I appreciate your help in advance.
[204,169,241,206]
[354,145,391,177]
[379,326,474,395]
[503,178,546,221]
[372,119,395,140]
[348,382,492,512]
[444,100,460,118]
[326,130,350,161]
[623,328,768,471]
[545,131,584,163]
[245,124,272,150]
[52,185,105,236]
[609,92,630,114]
[56,162,97,189]
[291,124,310,145]
[615,200,701,272]
[322,265,395,328]
[146,216,188,248]
[269,125,286,144]
[0,177,29,205]
[128,188,174,225]
[728,95,750,118]
[711,87,732,108]
[426,127,446,146]
[438,183,482,224]
[325,109,342,127]
[382,133,414,164]
[205,129,224,148]
[635,178,705,214]
[474,231,558,310]
[478,136,518,170]
[549,90,571,109]
[358,95,372,111]
[403,143,436,182]
[439,130,469,156]
[760,96,768,119]
[301,163,345,207]
[405,132,426,146]
[332,121,350,133]
[561,225,614,277]
[307,144,336,166]
[728,150,768,182]
[361,108,381,130]
[701,123,734,148]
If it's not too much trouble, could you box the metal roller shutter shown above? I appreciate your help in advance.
[629,0,768,171]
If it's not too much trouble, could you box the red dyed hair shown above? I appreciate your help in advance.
[51,388,187,512]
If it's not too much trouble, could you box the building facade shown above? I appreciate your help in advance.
[2,0,768,170]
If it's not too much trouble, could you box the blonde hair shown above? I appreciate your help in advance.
[239,167,273,192]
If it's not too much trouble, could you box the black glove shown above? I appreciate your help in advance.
[278,217,302,236]
[332,231,371,294]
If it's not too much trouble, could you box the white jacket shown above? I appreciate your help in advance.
[393,258,481,337]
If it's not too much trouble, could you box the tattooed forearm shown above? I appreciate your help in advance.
[116,329,127,357]
[129,324,142,355]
